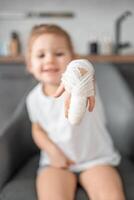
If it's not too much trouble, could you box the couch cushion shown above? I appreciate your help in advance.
[0,154,89,200]
[0,155,39,200]
[1,153,134,200]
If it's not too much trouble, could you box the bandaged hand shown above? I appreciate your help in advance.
[54,59,95,125]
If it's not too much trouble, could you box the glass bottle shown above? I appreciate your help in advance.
[9,32,21,56]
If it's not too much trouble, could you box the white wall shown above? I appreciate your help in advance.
[0,0,134,54]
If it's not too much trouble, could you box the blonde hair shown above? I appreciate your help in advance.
[26,24,75,66]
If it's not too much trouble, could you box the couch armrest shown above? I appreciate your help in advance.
[95,63,134,159]
[0,98,39,190]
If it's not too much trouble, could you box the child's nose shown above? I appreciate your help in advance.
[45,54,55,63]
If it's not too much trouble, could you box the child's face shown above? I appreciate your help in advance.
[29,33,73,86]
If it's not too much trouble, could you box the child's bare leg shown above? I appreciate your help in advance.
[36,166,77,200]
[79,165,126,200]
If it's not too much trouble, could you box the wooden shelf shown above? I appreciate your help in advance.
[0,54,134,64]
[83,54,134,63]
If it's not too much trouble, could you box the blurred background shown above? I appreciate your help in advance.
[0,0,134,54]
[0,0,134,131]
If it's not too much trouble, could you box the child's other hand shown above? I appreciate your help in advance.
[49,144,75,169]
[53,83,95,118]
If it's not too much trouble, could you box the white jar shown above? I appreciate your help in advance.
[100,37,113,55]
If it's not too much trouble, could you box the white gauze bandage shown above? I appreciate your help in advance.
[61,59,95,125]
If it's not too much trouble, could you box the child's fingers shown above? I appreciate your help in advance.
[67,159,76,166]
[64,92,71,118]
[53,83,65,97]
[87,96,95,112]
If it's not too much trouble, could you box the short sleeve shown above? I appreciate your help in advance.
[26,93,38,123]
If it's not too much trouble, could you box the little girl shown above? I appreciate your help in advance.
[26,24,126,200]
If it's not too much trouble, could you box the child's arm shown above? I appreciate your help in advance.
[32,123,75,168]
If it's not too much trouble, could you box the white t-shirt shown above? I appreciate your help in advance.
[26,83,121,172]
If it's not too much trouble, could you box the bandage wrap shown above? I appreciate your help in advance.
[61,59,95,125]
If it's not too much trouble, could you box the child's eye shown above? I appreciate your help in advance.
[55,52,64,56]
[37,54,45,58]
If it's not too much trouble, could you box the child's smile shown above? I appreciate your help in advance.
[41,65,60,74]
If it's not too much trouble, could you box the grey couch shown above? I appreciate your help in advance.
[0,63,134,200]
